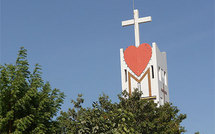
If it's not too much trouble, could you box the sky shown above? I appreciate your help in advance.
[0,0,214,133]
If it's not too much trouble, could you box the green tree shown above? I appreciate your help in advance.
[57,89,186,134]
[0,47,64,134]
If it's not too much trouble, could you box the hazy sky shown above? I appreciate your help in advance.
[1,0,214,133]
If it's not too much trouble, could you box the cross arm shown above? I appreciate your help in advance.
[122,19,134,27]
[138,16,152,23]
[122,16,152,27]
[161,89,167,94]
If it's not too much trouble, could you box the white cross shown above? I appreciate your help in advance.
[122,9,152,47]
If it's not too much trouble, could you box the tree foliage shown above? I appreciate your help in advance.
[0,47,64,133]
[0,47,188,133]
[57,89,186,134]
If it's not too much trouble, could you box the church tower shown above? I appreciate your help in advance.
[120,9,169,105]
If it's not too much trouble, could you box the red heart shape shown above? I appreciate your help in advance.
[124,43,152,76]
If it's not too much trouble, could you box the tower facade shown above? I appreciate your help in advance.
[120,9,169,105]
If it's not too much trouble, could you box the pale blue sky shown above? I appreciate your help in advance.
[1,0,214,133]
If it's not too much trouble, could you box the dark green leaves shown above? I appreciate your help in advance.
[0,47,64,133]
[57,89,186,134]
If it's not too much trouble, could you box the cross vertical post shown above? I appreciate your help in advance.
[134,10,140,47]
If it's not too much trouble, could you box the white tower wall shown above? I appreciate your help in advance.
[120,42,169,105]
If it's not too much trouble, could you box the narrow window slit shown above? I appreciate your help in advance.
[125,69,127,82]
[151,65,154,79]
